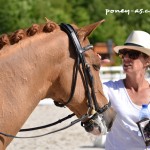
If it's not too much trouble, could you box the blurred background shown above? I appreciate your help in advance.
[1,0,150,149]
[0,0,150,66]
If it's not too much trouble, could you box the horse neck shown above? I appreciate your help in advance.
[0,30,67,124]
[0,30,71,147]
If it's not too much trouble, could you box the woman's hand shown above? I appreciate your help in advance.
[98,54,110,66]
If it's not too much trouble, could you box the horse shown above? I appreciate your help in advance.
[0,18,115,149]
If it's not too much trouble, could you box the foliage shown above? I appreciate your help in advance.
[0,0,150,65]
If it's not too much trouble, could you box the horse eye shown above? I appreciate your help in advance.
[92,64,100,71]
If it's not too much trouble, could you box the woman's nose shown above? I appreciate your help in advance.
[122,53,130,59]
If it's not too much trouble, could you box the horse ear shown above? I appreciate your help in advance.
[45,17,51,23]
[44,17,57,25]
[77,19,105,40]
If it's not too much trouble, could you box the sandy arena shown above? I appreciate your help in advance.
[7,100,105,150]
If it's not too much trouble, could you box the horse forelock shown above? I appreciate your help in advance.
[0,20,60,50]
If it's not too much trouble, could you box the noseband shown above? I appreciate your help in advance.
[57,23,111,118]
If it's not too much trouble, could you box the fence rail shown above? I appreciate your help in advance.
[100,66,125,82]
[100,66,150,81]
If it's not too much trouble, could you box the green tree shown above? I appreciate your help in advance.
[0,0,72,34]
[0,0,32,33]
[0,0,150,65]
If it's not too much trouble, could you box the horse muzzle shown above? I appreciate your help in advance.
[81,113,107,135]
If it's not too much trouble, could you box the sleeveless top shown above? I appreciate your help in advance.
[103,79,150,150]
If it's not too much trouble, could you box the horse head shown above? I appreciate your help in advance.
[48,20,116,135]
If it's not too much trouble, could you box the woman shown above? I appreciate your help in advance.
[102,30,150,150]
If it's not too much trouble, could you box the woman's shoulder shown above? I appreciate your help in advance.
[103,79,124,89]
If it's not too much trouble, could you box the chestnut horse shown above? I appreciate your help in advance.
[0,19,115,149]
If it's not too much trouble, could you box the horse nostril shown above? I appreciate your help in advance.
[81,121,94,132]
[85,124,94,132]
[81,121,102,133]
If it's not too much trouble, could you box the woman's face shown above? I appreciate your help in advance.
[118,49,150,74]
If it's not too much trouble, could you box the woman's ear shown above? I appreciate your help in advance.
[145,57,150,68]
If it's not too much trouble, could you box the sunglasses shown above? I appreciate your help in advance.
[118,49,142,59]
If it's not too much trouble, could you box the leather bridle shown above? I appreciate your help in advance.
[57,23,111,114]
[0,23,111,139]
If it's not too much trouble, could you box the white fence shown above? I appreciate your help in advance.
[100,66,150,82]
[100,66,125,82]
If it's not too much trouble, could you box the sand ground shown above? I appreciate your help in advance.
[7,102,105,150]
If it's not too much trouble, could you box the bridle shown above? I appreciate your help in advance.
[0,23,111,139]
[59,23,111,132]
[58,23,111,113]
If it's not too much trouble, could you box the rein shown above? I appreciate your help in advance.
[0,114,89,139]
[20,113,75,132]
[0,23,111,139]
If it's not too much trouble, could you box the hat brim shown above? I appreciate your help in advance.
[114,45,150,56]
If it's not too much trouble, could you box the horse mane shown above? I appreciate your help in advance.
[0,18,60,50]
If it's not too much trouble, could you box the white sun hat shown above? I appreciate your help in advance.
[114,30,150,56]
